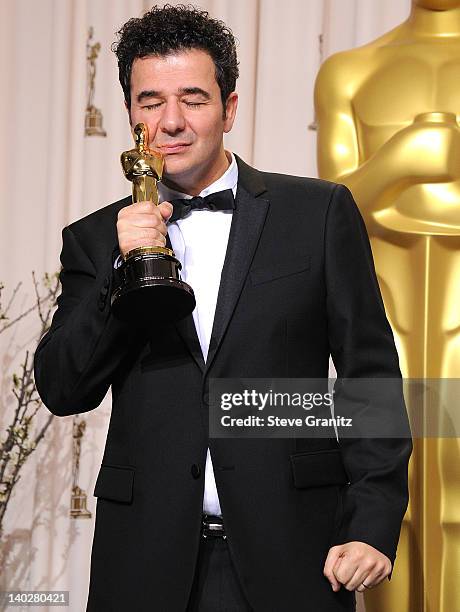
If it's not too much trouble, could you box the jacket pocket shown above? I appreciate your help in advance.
[290,448,350,488]
[250,256,310,286]
[93,464,135,503]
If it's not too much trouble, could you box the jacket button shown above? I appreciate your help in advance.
[191,464,201,479]
[202,392,209,405]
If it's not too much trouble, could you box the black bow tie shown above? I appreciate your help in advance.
[169,188,235,222]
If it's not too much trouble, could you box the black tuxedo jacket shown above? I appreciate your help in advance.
[34,156,411,612]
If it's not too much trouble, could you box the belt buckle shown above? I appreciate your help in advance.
[202,515,226,539]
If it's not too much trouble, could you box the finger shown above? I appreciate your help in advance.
[117,202,155,221]
[142,228,167,245]
[333,554,359,588]
[118,213,163,227]
[121,229,167,250]
[158,201,173,221]
[344,563,374,592]
[355,581,372,593]
[120,216,168,235]
[357,561,391,589]
[323,547,343,591]
[120,201,165,217]
[128,200,156,213]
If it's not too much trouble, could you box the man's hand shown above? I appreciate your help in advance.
[323,542,392,593]
[117,200,173,258]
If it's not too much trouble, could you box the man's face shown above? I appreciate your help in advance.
[128,49,238,193]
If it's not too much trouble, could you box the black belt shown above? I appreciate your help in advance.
[201,514,226,539]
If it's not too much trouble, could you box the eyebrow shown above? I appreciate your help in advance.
[179,87,211,99]
[136,87,211,103]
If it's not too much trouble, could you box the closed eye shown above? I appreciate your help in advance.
[142,101,205,110]
[142,102,163,110]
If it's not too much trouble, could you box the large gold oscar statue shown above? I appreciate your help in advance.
[315,1,460,611]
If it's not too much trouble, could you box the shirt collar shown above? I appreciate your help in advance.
[158,151,238,203]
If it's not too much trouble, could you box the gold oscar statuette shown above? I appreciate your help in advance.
[111,123,195,322]
[70,417,91,519]
[84,27,106,137]
[315,2,460,610]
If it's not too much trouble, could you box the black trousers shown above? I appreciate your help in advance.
[186,536,253,612]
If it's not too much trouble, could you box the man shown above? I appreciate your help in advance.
[34,5,412,611]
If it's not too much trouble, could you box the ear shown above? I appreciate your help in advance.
[223,92,238,133]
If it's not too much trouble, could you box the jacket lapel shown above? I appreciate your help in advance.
[172,156,269,374]
[174,313,206,372]
[168,233,206,372]
[204,156,269,372]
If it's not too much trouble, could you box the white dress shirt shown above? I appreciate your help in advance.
[158,151,238,517]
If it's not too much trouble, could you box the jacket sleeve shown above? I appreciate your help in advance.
[325,184,412,565]
[34,224,141,417]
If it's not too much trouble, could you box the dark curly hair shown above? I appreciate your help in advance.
[112,4,239,116]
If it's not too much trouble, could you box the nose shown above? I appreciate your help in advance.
[159,98,186,135]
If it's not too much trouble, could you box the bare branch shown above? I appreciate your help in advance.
[0,272,59,536]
